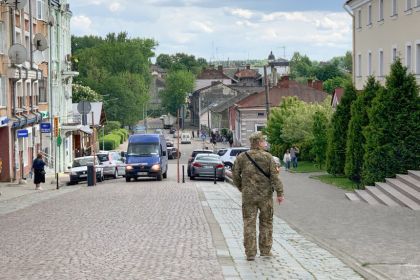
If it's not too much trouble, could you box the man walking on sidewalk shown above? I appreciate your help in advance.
[232,132,284,261]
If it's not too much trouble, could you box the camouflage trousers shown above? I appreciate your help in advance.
[242,198,273,257]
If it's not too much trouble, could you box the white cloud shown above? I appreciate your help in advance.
[109,2,123,12]
[71,15,95,35]
[190,21,214,33]
[228,8,254,19]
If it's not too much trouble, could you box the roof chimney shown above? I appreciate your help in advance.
[307,79,313,87]
[313,80,323,91]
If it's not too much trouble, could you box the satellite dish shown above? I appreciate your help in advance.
[8,44,27,64]
[48,15,55,26]
[33,50,45,64]
[33,33,48,51]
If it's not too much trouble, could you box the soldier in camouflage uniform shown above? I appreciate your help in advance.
[232,132,284,261]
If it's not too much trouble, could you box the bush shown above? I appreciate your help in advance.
[111,130,124,144]
[104,121,121,134]
[100,134,120,150]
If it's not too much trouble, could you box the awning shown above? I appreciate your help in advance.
[61,124,81,132]
[0,116,9,128]
[80,125,93,135]
[23,113,37,125]
[11,116,26,128]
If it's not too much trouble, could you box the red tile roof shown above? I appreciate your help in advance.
[236,80,328,108]
[234,69,260,79]
[197,68,231,80]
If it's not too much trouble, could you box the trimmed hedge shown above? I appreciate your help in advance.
[100,134,120,150]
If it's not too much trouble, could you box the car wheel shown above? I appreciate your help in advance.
[156,173,163,181]
[125,176,131,182]
[218,177,225,182]
[190,176,195,180]
[163,169,167,179]
[224,162,233,169]
[113,168,118,179]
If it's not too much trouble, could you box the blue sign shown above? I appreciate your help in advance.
[17,129,28,138]
[40,122,51,133]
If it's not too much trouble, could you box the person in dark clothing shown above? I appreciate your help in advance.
[32,153,46,190]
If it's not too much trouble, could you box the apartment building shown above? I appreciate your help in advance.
[345,0,420,90]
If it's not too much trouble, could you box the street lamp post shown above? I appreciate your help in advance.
[264,51,276,121]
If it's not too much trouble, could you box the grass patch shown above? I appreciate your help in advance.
[288,161,326,173]
[311,174,358,191]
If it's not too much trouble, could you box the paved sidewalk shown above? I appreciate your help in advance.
[198,181,363,280]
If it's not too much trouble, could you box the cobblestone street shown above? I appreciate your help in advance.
[198,181,363,280]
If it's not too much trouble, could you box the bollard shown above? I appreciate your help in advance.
[182,165,185,183]
[214,166,217,184]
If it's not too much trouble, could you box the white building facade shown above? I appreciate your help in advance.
[345,0,420,90]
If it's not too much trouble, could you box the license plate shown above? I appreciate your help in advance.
[80,174,87,178]
[204,166,213,169]
[137,172,148,176]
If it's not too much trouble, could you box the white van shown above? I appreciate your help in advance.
[181,132,192,144]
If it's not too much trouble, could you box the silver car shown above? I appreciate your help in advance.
[97,151,126,178]
[190,154,225,181]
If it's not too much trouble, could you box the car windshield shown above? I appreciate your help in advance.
[127,143,159,156]
[195,154,220,162]
[97,154,109,162]
[230,149,248,156]
[72,157,95,167]
[217,149,227,156]
[192,151,213,157]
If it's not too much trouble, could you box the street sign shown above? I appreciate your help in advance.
[17,129,28,138]
[57,129,62,146]
[53,116,59,137]
[77,101,92,114]
[40,122,51,133]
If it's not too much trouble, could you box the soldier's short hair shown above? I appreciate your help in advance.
[249,132,265,148]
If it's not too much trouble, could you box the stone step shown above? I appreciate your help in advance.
[354,190,382,205]
[365,186,400,207]
[386,178,420,204]
[397,174,420,192]
[376,182,420,210]
[345,192,361,202]
[408,170,420,181]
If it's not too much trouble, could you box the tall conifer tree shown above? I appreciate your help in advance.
[362,60,420,185]
[345,77,381,183]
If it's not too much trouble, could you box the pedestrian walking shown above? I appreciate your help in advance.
[290,146,299,168]
[283,149,291,170]
[32,153,46,190]
[232,132,284,261]
[192,130,195,139]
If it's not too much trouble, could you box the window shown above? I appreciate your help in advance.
[391,0,398,16]
[368,52,372,75]
[406,45,412,71]
[357,9,362,28]
[392,47,397,62]
[36,0,46,20]
[416,43,420,74]
[379,50,384,76]
[368,4,372,25]
[0,21,4,53]
[357,54,362,77]
[38,78,47,103]
[379,0,384,21]
[25,82,30,107]
[0,77,6,107]
[257,112,265,117]
[255,124,265,132]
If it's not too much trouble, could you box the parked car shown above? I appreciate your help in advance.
[97,151,126,178]
[169,127,176,134]
[187,149,214,176]
[166,139,174,147]
[125,134,168,182]
[173,131,180,138]
[69,156,104,184]
[181,132,191,144]
[190,154,225,181]
[219,147,249,168]
[167,147,180,159]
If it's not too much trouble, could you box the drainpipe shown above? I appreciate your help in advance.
[29,0,34,112]
[343,2,355,83]
[10,6,17,181]
[48,0,54,171]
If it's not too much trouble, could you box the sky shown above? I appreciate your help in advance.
[70,0,352,62]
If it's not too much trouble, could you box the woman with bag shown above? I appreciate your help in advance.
[32,153,46,190]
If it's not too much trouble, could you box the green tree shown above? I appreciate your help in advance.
[72,84,103,103]
[345,77,380,183]
[323,76,351,94]
[362,60,420,185]
[314,60,345,81]
[289,52,314,80]
[311,111,329,169]
[156,54,173,70]
[160,70,195,115]
[156,53,207,75]
[326,83,357,175]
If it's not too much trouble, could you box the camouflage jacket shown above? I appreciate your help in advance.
[232,149,284,200]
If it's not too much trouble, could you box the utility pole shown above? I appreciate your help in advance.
[176,108,180,183]
[264,65,270,120]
